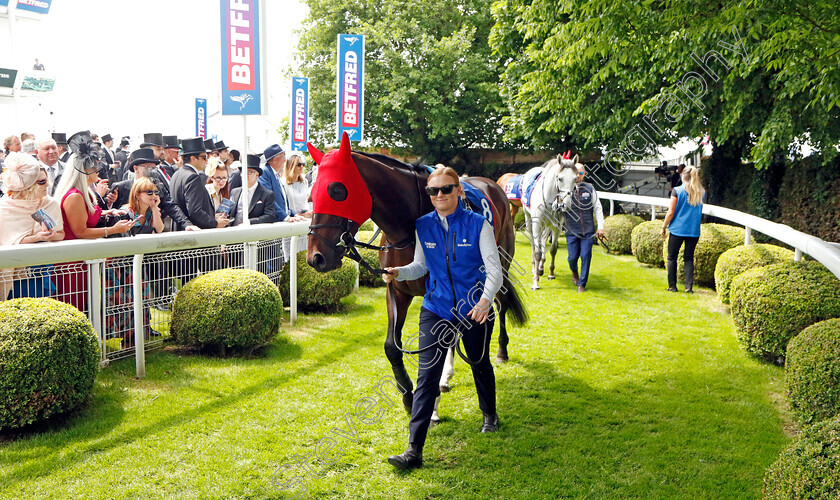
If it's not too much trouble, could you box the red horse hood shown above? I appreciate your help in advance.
[307,132,372,226]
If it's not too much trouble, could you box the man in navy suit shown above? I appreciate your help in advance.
[259,144,301,222]
[229,154,277,225]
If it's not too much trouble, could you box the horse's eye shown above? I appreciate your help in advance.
[328,182,348,202]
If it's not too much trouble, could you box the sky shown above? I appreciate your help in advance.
[0,0,308,154]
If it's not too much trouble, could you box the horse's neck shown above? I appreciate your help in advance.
[358,158,429,243]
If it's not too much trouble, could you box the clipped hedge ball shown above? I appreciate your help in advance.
[730,261,840,364]
[715,244,794,304]
[602,214,644,254]
[280,257,357,312]
[786,318,840,424]
[631,220,666,267]
[0,298,99,430]
[764,413,840,498]
[171,269,283,355]
[663,223,744,287]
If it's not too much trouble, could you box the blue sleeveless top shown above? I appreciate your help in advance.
[668,185,703,238]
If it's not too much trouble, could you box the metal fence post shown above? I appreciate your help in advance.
[289,236,298,326]
[745,227,752,245]
[609,199,614,216]
[87,259,108,366]
[133,254,145,378]
[650,205,656,221]
[795,248,803,262]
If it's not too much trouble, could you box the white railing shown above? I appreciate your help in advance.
[599,192,840,280]
[0,221,311,378]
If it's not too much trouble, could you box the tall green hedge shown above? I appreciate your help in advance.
[714,244,794,304]
[280,257,357,312]
[786,319,840,424]
[602,214,644,255]
[663,223,744,287]
[0,298,99,430]
[730,261,840,364]
[631,220,665,267]
[171,269,283,355]
[764,414,840,498]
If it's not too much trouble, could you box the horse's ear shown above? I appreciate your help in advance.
[573,154,579,164]
[338,131,352,163]
[307,142,324,164]
[556,153,564,162]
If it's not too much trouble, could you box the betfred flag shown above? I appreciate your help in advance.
[220,0,262,115]
[336,34,364,142]
[291,77,309,152]
[196,98,207,138]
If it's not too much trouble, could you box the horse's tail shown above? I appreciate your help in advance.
[501,273,528,326]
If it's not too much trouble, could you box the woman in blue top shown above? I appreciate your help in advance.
[661,166,705,293]
[382,166,504,470]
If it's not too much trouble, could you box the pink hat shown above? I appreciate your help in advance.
[1,152,42,191]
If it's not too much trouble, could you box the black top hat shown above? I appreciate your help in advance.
[263,144,284,162]
[51,132,68,145]
[203,139,216,152]
[215,140,228,151]
[163,135,180,149]
[127,148,161,172]
[140,133,164,148]
[101,134,113,143]
[246,154,263,175]
[181,138,207,156]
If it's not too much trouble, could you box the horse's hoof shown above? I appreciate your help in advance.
[548,275,555,280]
[402,391,414,414]
[495,355,508,363]
[531,285,539,291]
[439,385,450,393]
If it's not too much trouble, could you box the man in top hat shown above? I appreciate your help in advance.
[170,137,230,230]
[98,133,121,184]
[140,133,166,161]
[229,154,276,226]
[52,133,70,163]
[114,138,130,179]
[160,135,180,180]
[215,140,230,164]
[203,139,219,158]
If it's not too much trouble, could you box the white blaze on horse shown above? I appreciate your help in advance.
[521,152,580,290]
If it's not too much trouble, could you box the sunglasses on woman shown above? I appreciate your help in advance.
[425,184,458,196]
[36,178,48,185]
[144,190,160,196]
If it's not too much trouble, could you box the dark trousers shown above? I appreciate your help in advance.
[409,307,496,448]
[566,233,595,286]
[667,234,700,289]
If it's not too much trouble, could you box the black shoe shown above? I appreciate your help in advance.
[149,329,162,337]
[481,413,499,433]
[665,287,678,292]
[684,288,694,294]
[388,445,423,470]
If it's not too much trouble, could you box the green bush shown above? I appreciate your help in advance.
[603,214,644,254]
[0,298,99,430]
[730,261,840,364]
[764,413,840,498]
[280,257,357,312]
[631,220,665,267]
[715,244,794,304]
[663,223,744,287]
[171,269,283,355]
[786,318,840,424]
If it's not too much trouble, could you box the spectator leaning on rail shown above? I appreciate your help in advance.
[0,152,65,300]
[382,166,504,471]
[170,137,230,230]
[661,166,705,293]
[229,154,276,226]
[564,163,605,293]
[205,157,230,211]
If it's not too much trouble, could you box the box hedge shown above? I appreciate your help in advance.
[603,214,644,255]
[764,413,840,498]
[0,298,99,430]
[786,318,840,424]
[171,269,283,355]
[631,220,665,267]
[714,244,794,304]
[730,261,840,364]
[280,256,357,312]
[662,223,744,287]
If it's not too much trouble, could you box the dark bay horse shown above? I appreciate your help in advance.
[306,133,527,412]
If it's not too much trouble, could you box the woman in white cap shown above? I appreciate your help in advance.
[0,152,65,300]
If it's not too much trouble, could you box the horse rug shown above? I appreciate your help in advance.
[520,169,543,209]
[504,175,523,200]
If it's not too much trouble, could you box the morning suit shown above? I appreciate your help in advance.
[229,184,276,226]
[170,164,217,230]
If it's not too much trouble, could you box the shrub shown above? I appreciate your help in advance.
[280,257,357,312]
[662,223,744,287]
[602,214,644,254]
[715,244,794,304]
[730,261,840,364]
[0,298,99,430]
[786,318,840,424]
[631,220,665,267]
[764,414,840,498]
[171,269,283,355]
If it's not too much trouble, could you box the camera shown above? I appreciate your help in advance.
[654,161,675,178]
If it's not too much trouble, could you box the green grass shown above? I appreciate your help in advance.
[0,235,791,499]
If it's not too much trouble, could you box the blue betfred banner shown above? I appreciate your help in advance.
[336,34,364,141]
[14,0,52,14]
[291,77,309,151]
[0,0,10,8]
[220,0,262,115]
[196,99,207,138]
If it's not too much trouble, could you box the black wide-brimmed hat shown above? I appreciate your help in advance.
[181,137,207,156]
[127,148,161,172]
[246,154,263,175]
[51,132,68,145]
[140,133,164,148]
[215,140,228,151]
[203,139,216,152]
[102,134,113,143]
[163,135,180,149]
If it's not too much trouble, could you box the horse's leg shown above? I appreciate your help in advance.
[384,289,416,413]
[548,229,559,280]
[496,298,509,362]
[528,212,543,290]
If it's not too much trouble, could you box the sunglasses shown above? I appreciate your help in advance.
[36,178,48,185]
[425,184,458,196]
[198,154,208,160]
[144,190,160,196]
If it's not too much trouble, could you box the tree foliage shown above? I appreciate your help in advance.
[490,0,840,168]
[296,0,510,161]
